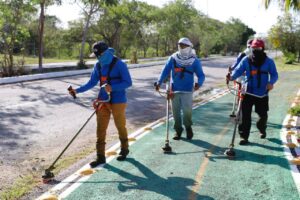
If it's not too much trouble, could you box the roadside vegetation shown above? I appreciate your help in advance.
[274,56,300,72]
[289,105,300,116]
[0,145,96,200]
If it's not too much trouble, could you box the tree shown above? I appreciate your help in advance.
[156,0,198,55]
[221,18,255,54]
[0,0,35,76]
[76,0,118,67]
[268,13,300,63]
[264,0,300,11]
[33,0,61,72]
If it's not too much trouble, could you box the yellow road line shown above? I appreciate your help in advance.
[189,122,231,200]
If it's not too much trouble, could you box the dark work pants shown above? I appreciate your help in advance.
[238,94,269,140]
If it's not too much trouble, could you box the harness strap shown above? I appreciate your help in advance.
[107,56,119,84]
[248,58,268,89]
[98,56,119,86]
[173,59,193,79]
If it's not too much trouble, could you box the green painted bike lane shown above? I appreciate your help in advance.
[63,71,300,200]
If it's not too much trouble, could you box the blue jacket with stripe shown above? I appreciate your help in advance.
[76,52,132,103]
[157,56,205,92]
[231,56,278,97]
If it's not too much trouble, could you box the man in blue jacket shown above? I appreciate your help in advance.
[227,39,278,145]
[69,41,132,167]
[155,37,205,140]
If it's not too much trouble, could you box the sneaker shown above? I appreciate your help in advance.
[186,127,193,140]
[260,132,266,139]
[117,148,129,161]
[239,139,249,145]
[90,155,106,168]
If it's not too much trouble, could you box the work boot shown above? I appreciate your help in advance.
[117,148,129,161]
[239,139,249,145]
[186,126,194,140]
[173,128,183,140]
[260,132,266,139]
[90,154,106,168]
[173,132,182,140]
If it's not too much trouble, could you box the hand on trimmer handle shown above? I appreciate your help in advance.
[154,82,160,91]
[68,86,77,99]
[226,66,233,85]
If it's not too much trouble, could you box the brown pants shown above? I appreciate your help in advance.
[96,103,128,155]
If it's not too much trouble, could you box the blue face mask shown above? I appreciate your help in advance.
[97,50,113,66]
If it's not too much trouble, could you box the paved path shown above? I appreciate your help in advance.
[38,70,300,200]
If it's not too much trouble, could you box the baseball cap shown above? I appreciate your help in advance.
[250,39,265,49]
[178,37,193,47]
[89,41,109,58]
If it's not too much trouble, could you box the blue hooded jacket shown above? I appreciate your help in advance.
[157,56,205,92]
[231,56,278,97]
[76,48,132,103]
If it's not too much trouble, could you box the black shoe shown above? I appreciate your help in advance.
[90,155,106,168]
[173,132,182,140]
[117,148,129,161]
[260,132,266,139]
[239,139,249,145]
[186,127,193,140]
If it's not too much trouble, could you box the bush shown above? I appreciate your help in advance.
[283,52,296,64]
[0,56,29,77]
[289,105,300,116]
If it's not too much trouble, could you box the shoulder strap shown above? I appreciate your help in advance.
[96,62,101,78]
[247,57,254,92]
[107,56,118,84]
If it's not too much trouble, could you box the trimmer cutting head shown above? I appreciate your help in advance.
[224,148,236,160]
[162,142,172,153]
[42,169,55,184]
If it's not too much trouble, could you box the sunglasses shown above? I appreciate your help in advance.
[178,43,190,49]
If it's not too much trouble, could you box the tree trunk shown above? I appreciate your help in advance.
[8,50,14,76]
[155,35,159,57]
[38,1,45,72]
[79,6,93,64]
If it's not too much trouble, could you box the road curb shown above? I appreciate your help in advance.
[0,56,217,85]
[0,61,166,85]
[281,89,300,193]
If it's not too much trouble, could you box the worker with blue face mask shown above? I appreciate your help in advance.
[69,41,132,167]
[155,37,205,140]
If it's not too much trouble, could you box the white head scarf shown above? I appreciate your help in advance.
[172,37,196,66]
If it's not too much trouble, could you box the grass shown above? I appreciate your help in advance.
[0,145,95,200]
[273,57,300,72]
[289,104,300,116]
[0,174,39,200]
[12,55,95,65]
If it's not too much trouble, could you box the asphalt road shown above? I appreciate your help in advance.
[0,55,239,190]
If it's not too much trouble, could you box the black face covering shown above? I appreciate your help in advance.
[251,49,266,67]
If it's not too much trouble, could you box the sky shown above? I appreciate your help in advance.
[47,0,284,36]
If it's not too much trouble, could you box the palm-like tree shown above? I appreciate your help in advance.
[264,0,300,11]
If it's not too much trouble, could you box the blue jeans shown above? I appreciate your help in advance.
[171,92,193,133]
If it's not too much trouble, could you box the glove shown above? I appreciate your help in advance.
[93,99,101,110]
[167,91,174,100]
[67,86,76,99]
[226,73,231,84]
[154,82,160,91]
[194,83,200,91]
[266,83,274,91]
[104,84,112,93]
